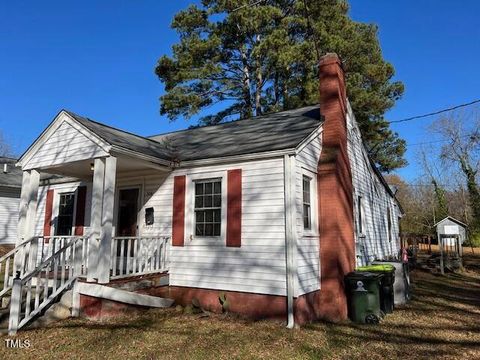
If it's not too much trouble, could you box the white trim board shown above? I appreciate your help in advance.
[77,282,174,308]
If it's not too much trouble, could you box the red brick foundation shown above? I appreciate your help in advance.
[78,282,322,326]
[79,294,150,320]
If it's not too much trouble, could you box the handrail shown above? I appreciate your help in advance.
[0,236,38,263]
[21,237,87,283]
[8,236,88,335]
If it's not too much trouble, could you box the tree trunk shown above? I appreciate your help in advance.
[255,63,263,116]
[463,163,480,230]
[240,47,252,119]
[254,35,263,117]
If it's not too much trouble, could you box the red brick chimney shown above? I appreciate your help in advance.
[316,53,355,322]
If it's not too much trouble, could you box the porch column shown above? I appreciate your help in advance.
[14,170,40,272]
[16,171,31,246]
[97,156,117,284]
[26,170,40,271]
[87,158,105,281]
[14,171,32,272]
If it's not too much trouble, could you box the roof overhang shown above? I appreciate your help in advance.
[17,110,171,171]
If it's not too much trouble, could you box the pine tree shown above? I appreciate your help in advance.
[155,0,406,172]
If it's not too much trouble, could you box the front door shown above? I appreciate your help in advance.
[116,188,139,236]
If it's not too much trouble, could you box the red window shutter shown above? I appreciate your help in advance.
[172,175,186,246]
[227,169,242,247]
[43,189,54,242]
[74,186,87,236]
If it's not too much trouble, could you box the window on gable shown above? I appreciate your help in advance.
[56,193,75,236]
[303,176,312,230]
[194,179,222,237]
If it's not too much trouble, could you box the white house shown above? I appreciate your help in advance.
[1,53,402,334]
[0,157,22,250]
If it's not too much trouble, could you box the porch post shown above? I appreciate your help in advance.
[97,156,117,284]
[16,171,30,245]
[14,171,32,272]
[26,170,40,271]
[87,158,105,282]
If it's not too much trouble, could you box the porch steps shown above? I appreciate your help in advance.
[0,285,70,334]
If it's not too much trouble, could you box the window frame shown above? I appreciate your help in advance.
[300,169,317,237]
[193,178,222,237]
[53,190,78,236]
[185,171,227,244]
[302,175,312,231]
[357,195,366,237]
[387,205,392,242]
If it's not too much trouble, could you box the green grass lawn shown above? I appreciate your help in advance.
[1,253,479,360]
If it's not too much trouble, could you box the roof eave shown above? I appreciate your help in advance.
[176,148,296,168]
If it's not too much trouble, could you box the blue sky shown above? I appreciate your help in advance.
[1,1,479,181]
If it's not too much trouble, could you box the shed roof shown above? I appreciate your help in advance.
[434,216,468,228]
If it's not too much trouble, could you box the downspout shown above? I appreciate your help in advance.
[284,154,297,328]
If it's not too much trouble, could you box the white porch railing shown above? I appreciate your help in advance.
[111,236,169,279]
[8,236,88,335]
[0,238,34,298]
[0,235,69,298]
[4,235,169,335]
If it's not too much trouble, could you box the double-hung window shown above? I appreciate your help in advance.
[56,193,75,236]
[303,176,312,230]
[194,179,222,237]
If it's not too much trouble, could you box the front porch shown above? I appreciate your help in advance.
[0,110,180,334]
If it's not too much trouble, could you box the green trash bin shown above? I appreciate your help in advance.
[357,264,395,314]
[345,271,383,324]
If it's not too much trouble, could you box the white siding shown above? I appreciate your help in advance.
[167,159,287,296]
[346,103,401,266]
[25,120,108,170]
[294,134,321,296]
[33,158,288,296]
[0,189,20,244]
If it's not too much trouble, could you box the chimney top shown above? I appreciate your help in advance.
[319,53,344,70]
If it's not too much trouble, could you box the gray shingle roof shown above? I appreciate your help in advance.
[0,157,22,188]
[65,110,173,160]
[149,105,322,161]
[67,105,322,163]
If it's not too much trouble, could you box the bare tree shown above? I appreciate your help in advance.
[430,109,480,240]
[0,131,13,157]
[418,147,449,223]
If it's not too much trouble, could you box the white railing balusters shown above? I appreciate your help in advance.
[110,236,169,280]
[126,239,132,275]
[119,239,125,277]
[25,280,32,318]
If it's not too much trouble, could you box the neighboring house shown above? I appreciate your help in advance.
[5,53,401,331]
[0,157,22,249]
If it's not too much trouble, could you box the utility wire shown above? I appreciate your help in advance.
[407,134,474,147]
[389,99,480,124]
